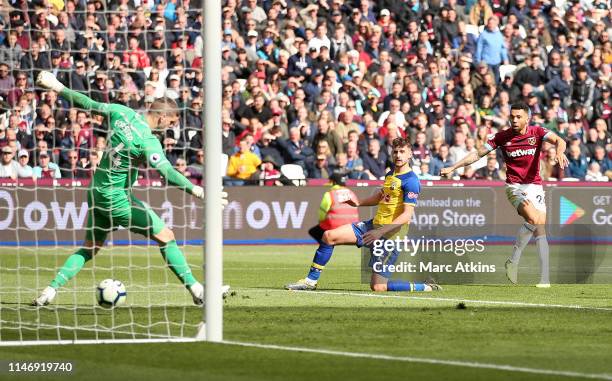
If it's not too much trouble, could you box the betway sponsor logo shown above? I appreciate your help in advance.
[507,147,536,158]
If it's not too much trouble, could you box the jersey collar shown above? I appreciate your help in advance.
[393,167,412,176]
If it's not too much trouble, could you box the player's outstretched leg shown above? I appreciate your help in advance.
[153,228,204,304]
[32,241,102,306]
[511,200,549,287]
[505,222,535,284]
[370,274,442,292]
[285,224,357,291]
[534,231,550,288]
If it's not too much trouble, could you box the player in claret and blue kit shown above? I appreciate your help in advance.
[32,71,228,306]
[286,137,441,292]
[442,102,568,287]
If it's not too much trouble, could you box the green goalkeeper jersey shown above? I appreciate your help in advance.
[61,88,195,203]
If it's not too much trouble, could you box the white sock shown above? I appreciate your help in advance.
[535,235,550,284]
[510,223,535,263]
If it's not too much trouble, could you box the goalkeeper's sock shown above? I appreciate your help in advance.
[510,222,535,263]
[160,240,197,287]
[387,281,430,292]
[306,243,334,282]
[535,235,550,284]
[50,248,92,289]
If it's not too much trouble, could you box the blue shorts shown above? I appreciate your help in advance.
[351,219,400,279]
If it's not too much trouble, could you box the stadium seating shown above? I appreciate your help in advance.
[0,0,609,184]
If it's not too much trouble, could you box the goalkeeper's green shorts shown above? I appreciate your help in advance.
[85,191,166,243]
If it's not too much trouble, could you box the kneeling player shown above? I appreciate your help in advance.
[286,138,440,292]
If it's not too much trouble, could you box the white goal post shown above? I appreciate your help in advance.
[200,0,224,342]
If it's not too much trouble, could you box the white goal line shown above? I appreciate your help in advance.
[239,288,612,312]
[222,340,612,381]
[0,337,609,380]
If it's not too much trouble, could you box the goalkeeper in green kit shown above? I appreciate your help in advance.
[32,71,227,306]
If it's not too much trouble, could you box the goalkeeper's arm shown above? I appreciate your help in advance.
[155,162,227,206]
[155,160,198,195]
[145,141,227,205]
[36,71,110,115]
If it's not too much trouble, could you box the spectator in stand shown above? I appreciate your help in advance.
[585,128,603,159]
[174,158,193,179]
[307,154,332,179]
[16,149,33,178]
[260,155,282,186]
[123,37,151,69]
[476,156,501,180]
[257,132,284,168]
[335,102,360,145]
[592,146,612,174]
[279,126,314,169]
[593,118,612,147]
[60,149,90,179]
[565,145,588,180]
[333,152,350,176]
[572,66,596,110]
[362,139,387,180]
[225,135,262,186]
[164,137,180,166]
[429,144,454,176]
[346,141,366,180]
[0,63,14,98]
[313,140,336,168]
[412,132,431,168]
[449,131,468,165]
[288,41,313,79]
[0,31,23,71]
[187,150,204,180]
[377,98,406,132]
[33,151,61,179]
[312,117,343,157]
[586,162,608,182]
[475,16,508,83]
[7,72,29,107]
[358,120,380,157]
[0,146,18,179]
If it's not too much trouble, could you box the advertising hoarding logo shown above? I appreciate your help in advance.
[559,196,585,225]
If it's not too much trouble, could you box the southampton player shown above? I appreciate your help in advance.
[32,71,227,306]
[286,138,440,292]
[441,103,568,287]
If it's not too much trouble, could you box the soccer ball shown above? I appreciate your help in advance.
[96,279,127,308]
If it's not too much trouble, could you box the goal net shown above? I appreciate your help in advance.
[0,3,211,344]
[0,185,205,343]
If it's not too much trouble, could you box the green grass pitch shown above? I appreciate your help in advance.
[0,245,611,381]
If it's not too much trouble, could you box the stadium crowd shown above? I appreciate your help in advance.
[0,0,610,184]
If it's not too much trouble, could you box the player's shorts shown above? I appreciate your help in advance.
[505,183,546,213]
[85,191,166,243]
[351,219,400,279]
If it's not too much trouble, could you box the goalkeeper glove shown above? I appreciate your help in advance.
[192,186,229,209]
[36,71,65,93]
